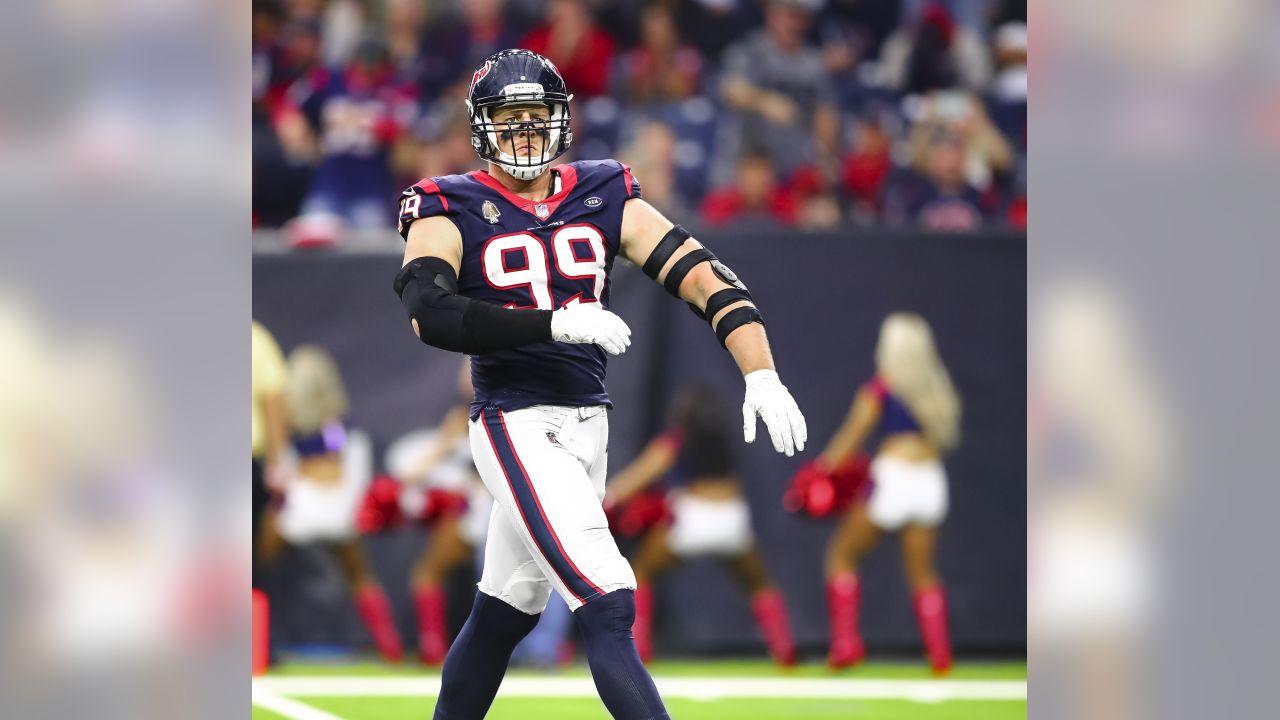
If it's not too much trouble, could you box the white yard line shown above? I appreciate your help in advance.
[253,686,347,720]
[254,676,1026,703]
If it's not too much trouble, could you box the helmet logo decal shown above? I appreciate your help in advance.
[469,60,493,95]
[534,203,550,220]
[483,200,501,224]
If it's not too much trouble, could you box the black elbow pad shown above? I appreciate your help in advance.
[395,255,458,299]
[394,257,469,350]
[393,257,551,354]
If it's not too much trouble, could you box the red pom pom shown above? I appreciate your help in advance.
[357,475,405,534]
[607,490,671,538]
[784,456,872,518]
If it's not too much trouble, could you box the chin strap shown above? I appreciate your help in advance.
[500,161,551,181]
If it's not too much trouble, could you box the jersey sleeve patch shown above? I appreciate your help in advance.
[397,178,451,241]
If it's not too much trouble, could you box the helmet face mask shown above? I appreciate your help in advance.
[467,50,574,181]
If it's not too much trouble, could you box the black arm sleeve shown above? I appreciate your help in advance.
[394,257,552,354]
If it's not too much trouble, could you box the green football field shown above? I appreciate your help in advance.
[253,659,1027,719]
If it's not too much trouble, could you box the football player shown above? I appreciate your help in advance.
[393,49,807,720]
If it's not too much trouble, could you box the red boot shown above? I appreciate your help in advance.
[354,585,404,663]
[751,588,797,667]
[633,583,654,663]
[826,573,866,668]
[912,585,953,675]
[413,585,448,665]
[252,590,270,676]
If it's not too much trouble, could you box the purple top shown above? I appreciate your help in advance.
[292,421,347,457]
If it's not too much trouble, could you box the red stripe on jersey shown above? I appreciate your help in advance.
[414,178,448,212]
[621,163,635,198]
[468,164,578,221]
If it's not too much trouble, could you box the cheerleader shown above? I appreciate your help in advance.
[605,386,796,666]
[259,345,404,662]
[814,313,961,673]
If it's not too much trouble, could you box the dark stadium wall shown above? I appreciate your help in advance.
[252,229,1027,655]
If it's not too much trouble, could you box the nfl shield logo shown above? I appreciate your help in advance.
[534,203,550,220]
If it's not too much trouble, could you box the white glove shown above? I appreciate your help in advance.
[742,369,807,457]
[550,304,632,356]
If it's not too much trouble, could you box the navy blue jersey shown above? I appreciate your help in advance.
[290,68,412,210]
[398,160,643,417]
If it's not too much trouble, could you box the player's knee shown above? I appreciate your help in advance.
[574,589,636,639]
[473,591,541,642]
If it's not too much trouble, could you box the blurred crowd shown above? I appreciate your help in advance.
[253,0,1026,236]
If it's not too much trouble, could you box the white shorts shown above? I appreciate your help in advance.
[1032,512,1151,638]
[667,492,755,557]
[866,455,949,531]
[469,404,636,613]
[276,429,373,544]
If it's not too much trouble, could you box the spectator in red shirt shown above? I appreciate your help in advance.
[1005,194,1026,230]
[841,111,895,221]
[519,0,617,98]
[619,2,703,106]
[701,152,799,227]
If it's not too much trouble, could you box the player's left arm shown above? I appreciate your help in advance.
[620,198,807,456]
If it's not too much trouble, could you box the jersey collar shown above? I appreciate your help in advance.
[468,164,579,222]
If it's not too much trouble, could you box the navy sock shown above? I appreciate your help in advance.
[574,590,670,720]
[433,591,540,720]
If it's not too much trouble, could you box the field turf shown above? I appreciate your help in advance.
[253,659,1027,719]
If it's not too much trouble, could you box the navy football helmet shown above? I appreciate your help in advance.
[466,49,574,180]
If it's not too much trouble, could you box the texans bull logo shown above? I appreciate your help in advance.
[483,200,501,224]
[469,60,493,95]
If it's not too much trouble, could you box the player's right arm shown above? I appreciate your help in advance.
[396,212,631,355]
